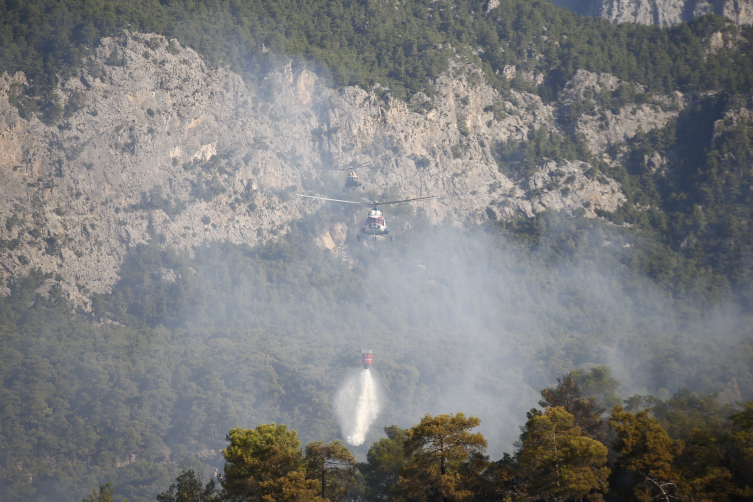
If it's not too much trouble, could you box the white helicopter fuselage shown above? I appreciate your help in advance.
[294,192,438,243]
[358,207,391,241]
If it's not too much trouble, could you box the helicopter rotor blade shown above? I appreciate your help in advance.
[330,160,377,171]
[295,194,366,204]
[370,195,440,205]
[296,193,439,206]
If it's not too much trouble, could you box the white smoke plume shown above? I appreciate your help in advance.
[335,369,381,446]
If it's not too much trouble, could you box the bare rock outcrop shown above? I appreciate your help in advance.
[1,32,655,303]
[559,70,688,156]
[713,94,753,140]
[315,222,349,256]
[486,160,626,220]
[550,0,753,25]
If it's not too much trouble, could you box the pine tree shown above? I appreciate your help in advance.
[609,406,685,502]
[358,426,408,501]
[156,470,218,502]
[221,424,306,502]
[82,482,127,502]
[257,471,325,502]
[540,374,606,440]
[519,407,610,501]
[304,440,356,502]
[396,413,487,502]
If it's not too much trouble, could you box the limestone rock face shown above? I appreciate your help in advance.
[486,160,625,220]
[550,0,753,25]
[713,94,753,141]
[559,70,689,156]
[2,30,694,304]
[316,222,349,255]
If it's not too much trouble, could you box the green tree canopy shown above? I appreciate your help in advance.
[156,470,218,502]
[403,413,487,477]
[571,365,622,410]
[257,471,324,502]
[221,424,304,501]
[730,402,753,497]
[539,374,606,440]
[397,413,487,502]
[82,482,127,502]
[609,405,685,502]
[358,426,408,501]
[731,401,753,466]
[2,0,752,124]
[304,440,356,502]
[519,406,610,502]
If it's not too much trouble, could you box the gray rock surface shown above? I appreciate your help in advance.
[559,70,689,156]
[550,0,753,25]
[1,30,696,306]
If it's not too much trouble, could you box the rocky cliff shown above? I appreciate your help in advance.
[0,30,719,306]
[550,0,753,25]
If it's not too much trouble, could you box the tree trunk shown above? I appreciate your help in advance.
[440,439,446,475]
[553,430,560,492]
[322,467,326,500]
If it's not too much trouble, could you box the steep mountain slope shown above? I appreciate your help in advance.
[1,4,753,501]
[551,0,753,25]
[0,30,653,304]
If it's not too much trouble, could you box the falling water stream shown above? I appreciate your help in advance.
[335,369,380,446]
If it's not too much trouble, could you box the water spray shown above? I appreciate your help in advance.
[334,349,380,446]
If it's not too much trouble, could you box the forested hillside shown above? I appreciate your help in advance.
[1,0,753,501]
[2,210,752,501]
[96,378,753,502]
[2,0,752,108]
[2,0,753,297]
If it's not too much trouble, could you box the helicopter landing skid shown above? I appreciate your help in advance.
[357,233,393,242]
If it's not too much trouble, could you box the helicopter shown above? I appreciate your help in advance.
[330,161,374,191]
[295,193,438,242]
